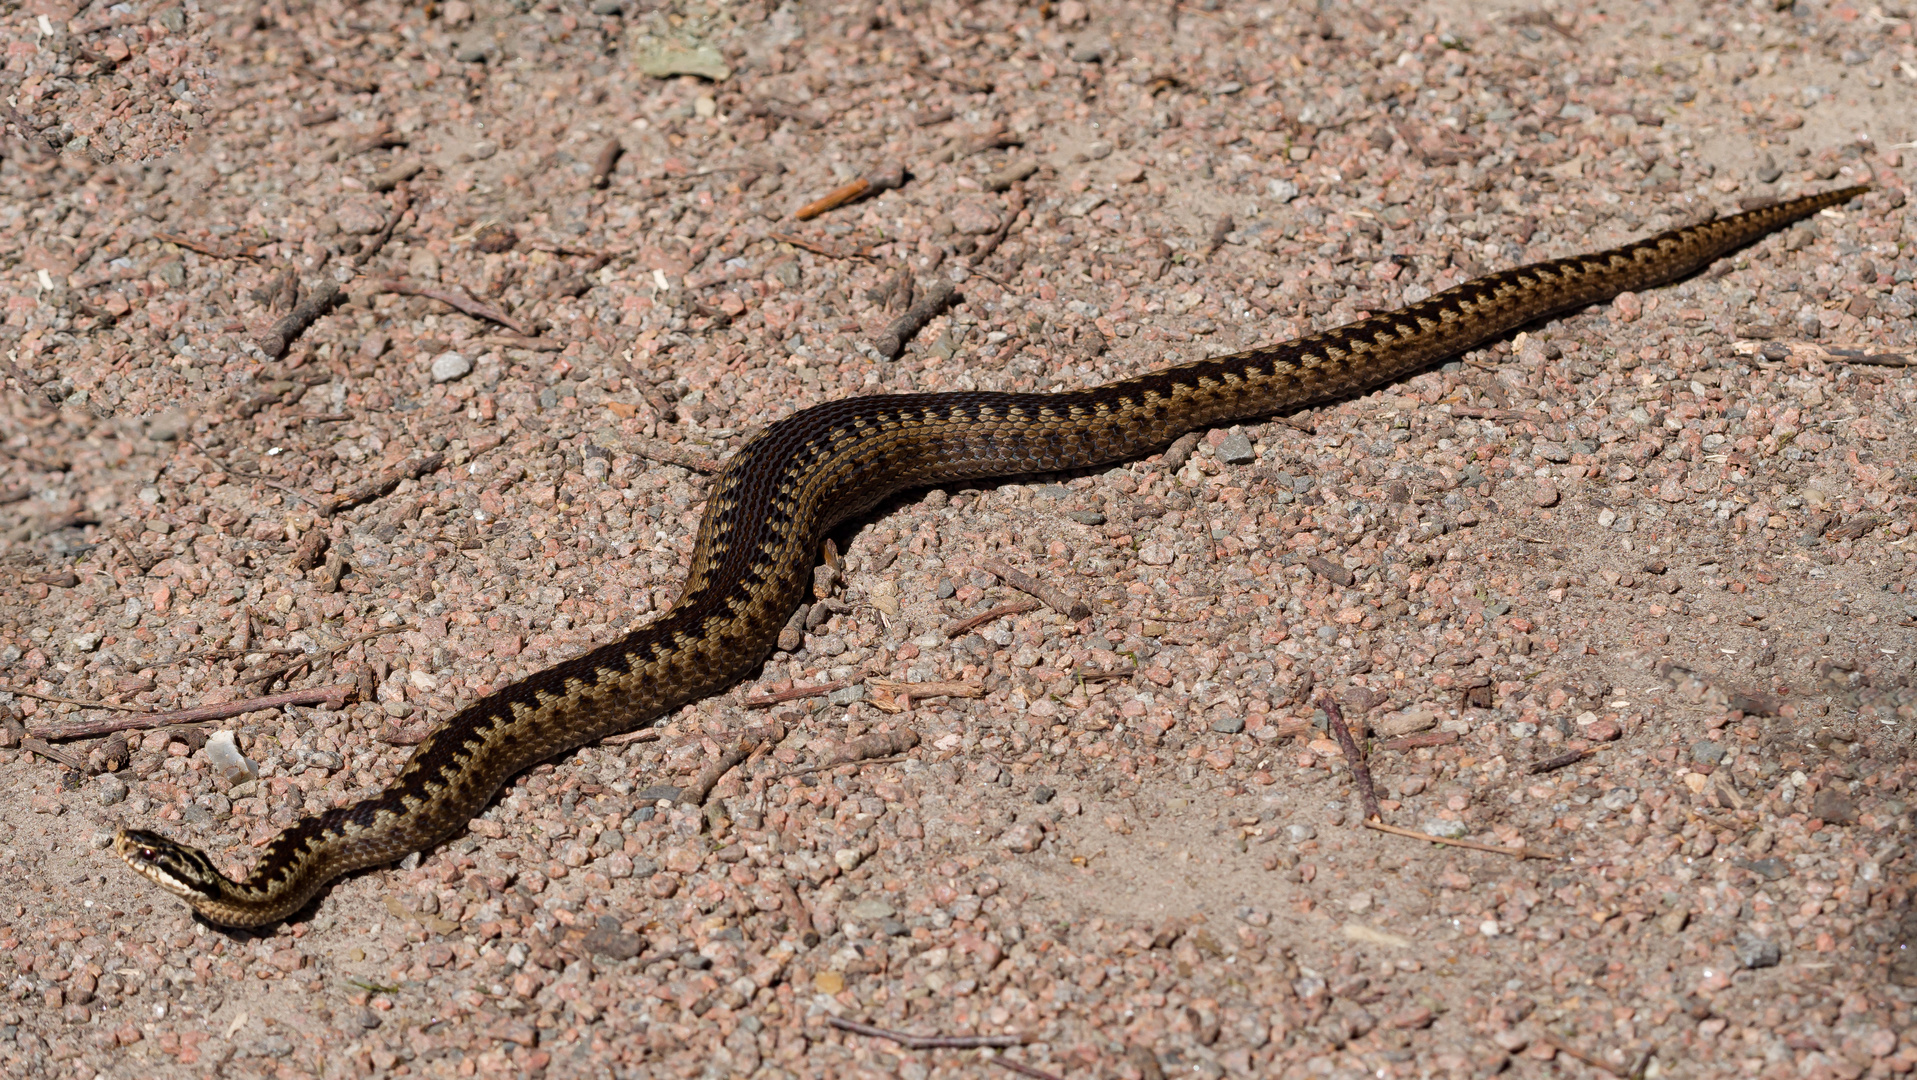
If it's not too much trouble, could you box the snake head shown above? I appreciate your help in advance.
[114,829,231,905]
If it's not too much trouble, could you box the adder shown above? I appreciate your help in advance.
[116,184,1870,926]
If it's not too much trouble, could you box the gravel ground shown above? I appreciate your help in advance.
[1,1,1915,1078]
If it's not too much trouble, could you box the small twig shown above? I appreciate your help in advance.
[257,279,343,360]
[770,755,910,782]
[873,279,958,360]
[1449,405,1549,425]
[27,684,355,741]
[1363,819,1560,860]
[601,727,663,747]
[794,163,905,221]
[323,453,445,516]
[990,1058,1065,1080]
[475,334,565,352]
[971,188,1028,260]
[6,687,147,712]
[223,469,332,513]
[591,138,624,188]
[20,737,88,771]
[767,231,878,261]
[981,558,1090,620]
[1378,730,1459,752]
[1536,1036,1629,1077]
[942,599,1039,639]
[681,724,785,806]
[237,628,398,689]
[627,437,725,475]
[375,279,534,336]
[154,231,257,260]
[821,729,920,767]
[1527,747,1601,774]
[1322,693,1381,824]
[771,875,813,933]
[353,184,411,269]
[866,680,981,713]
[827,1016,1024,1050]
[742,680,847,708]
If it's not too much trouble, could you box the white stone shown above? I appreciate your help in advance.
[431,352,473,383]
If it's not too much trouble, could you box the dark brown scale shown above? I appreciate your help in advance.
[115,186,1869,926]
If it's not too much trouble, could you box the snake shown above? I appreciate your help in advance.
[115,185,1867,926]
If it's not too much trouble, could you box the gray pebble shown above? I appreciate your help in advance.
[1733,931,1781,969]
[1215,428,1255,464]
[430,351,473,383]
[1032,786,1056,805]
[1422,819,1469,840]
[94,775,129,806]
[1285,823,1316,843]
[1691,741,1727,766]
[1211,715,1246,735]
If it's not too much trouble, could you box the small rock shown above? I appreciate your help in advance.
[69,631,102,653]
[1810,789,1856,825]
[1068,40,1108,63]
[1211,715,1246,735]
[204,730,258,788]
[1531,481,1561,508]
[634,784,681,804]
[834,848,865,872]
[1422,819,1469,840]
[334,201,386,235]
[1032,786,1056,805]
[581,916,644,961]
[1612,291,1643,322]
[1215,428,1256,464]
[1286,823,1317,843]
[1691,741,1727,766]
[949,201,1003,236]
[1736,857,1789,882]
[146,408,191,442]
[1001,823,1044,853]
[1657,907,1690,934]
[813,970,845,995]
[1375,704,1442,738]
[1584,718,1622,742]
[430,352,473,383]
[1267,178,1300,203]
[589,0,625,12]
[1733,931,1781,969]
[94,775,129,806]
[849,899,896,921]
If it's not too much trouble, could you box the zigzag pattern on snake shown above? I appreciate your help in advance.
[116,185,1869,926]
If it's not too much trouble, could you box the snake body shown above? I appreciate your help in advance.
[117,186,1867,926]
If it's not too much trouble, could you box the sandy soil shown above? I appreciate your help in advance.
[1,1,1914,1078]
